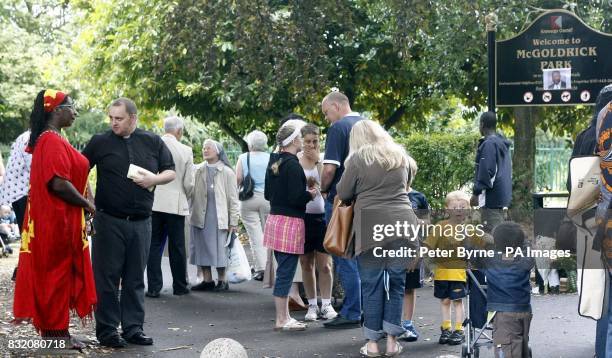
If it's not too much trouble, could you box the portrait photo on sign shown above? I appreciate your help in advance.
[543,68,571,90]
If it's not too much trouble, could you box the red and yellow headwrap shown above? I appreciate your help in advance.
[43,89,66,113]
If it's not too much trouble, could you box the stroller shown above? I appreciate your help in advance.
[461,269,494,358]
[462,268,533,358]
[0,232,14,256]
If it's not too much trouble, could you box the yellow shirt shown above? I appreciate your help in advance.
[424,219,467,282]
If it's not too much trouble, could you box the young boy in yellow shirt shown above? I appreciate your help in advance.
[424,191,472,345]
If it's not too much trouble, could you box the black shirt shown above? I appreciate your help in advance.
[264,152,312,218]
[82,128,175,217]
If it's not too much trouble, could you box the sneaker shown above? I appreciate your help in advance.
[304,305,319,321]
[399,322,419,342]
[447,330,465,345]
[319,304,338,320]
[438,328,451,344]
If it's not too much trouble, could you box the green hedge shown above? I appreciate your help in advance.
[397,132,480,209]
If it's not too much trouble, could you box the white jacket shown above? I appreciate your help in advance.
[152,134,194,216]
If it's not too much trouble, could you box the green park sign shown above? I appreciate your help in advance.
[495,9,612,107]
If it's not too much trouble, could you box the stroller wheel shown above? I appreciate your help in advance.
[461,343,471,358]
[474,346,480,358]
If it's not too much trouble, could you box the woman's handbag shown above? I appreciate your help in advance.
[567,155,601,221]
[239,153,255,201]
[323,196,354,256]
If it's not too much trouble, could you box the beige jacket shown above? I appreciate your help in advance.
[190,162,239,230]
[152,134,195,216]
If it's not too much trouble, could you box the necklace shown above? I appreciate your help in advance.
[47,124,61,133]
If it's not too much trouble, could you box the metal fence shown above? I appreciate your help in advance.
[534,147,572,192]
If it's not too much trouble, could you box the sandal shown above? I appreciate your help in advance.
[274,318,307,331]
[69,336,86,351]
[360,343,382,357]
[385,341,403,357]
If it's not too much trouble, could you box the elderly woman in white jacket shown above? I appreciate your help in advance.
[190,139,240,292]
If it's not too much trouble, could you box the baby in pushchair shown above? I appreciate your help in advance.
[0,205,18,255]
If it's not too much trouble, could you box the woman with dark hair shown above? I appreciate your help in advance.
[298,124,337,322]
[13,90,96,350]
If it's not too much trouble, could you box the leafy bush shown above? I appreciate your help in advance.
[397,132,480,209]
[64,110,109,150]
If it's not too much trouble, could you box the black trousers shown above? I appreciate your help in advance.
[10,196,27,280]
[92,212,151,340]
[146,212,188,293]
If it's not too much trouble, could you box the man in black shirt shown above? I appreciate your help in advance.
[83,98,176,348]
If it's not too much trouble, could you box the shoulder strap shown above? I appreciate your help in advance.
[596,102,612,140]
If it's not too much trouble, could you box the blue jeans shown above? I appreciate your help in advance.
[325,199,362,321]
[597,308,608,357]
[357,246,406,341]
[273,251,299,297]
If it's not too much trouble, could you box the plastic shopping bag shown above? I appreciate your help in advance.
[226,233,252,284]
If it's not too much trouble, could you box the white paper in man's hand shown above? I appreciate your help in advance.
[127,164,155,191]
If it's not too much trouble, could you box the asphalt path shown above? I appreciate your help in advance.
[105,258,596,358]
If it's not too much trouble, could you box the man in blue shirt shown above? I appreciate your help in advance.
[320,91,363,328]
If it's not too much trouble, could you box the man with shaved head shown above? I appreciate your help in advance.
[319,90,363,329]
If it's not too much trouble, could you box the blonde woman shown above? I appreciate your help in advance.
[336,120,418,357]
[264,122,317,331]
[190,139,239,292]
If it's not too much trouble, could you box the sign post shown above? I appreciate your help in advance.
[495,9,612,108]
[486,13,498,113]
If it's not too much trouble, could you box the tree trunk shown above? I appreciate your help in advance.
[217,120,249,152]
[383,105,406,129]
[512,107,539,214]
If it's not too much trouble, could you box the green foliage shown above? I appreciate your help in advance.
[63,110,109,149]
[72,0,612,150]
[0,0,81,142]
[397,132,480,209]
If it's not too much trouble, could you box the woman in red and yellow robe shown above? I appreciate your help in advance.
[13,90,96,348]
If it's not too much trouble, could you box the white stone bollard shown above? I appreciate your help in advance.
[200,338,247,358]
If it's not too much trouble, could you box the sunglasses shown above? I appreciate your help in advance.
[55,104,78,112]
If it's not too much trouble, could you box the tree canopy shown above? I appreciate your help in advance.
[1,0,611,202]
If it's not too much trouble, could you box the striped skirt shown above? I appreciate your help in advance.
[263,214,305,255]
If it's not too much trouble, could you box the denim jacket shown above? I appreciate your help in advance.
[477,253,535,312]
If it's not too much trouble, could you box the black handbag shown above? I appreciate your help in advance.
[239,153,255,201]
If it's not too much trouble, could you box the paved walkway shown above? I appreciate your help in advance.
[108,258,596,358]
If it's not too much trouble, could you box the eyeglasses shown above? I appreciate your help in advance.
[55,104,78,113]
